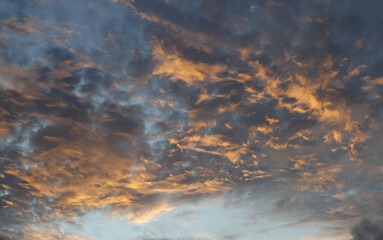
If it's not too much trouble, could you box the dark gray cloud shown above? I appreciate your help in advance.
[0,235,11,240]
[352,219,383,240]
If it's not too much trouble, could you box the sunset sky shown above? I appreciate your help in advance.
[1,0,383,239]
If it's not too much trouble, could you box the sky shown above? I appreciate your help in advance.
[0,0,383,239]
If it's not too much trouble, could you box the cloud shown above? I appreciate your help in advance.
[351,219,383,240]
[1,0,383,239]
[0,232,11,240]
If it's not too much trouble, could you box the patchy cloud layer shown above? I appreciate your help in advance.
[0,0,383,239]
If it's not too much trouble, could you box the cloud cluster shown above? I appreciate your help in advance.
[0,0,383,239]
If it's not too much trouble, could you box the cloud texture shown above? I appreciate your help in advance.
[0,0,383,239]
